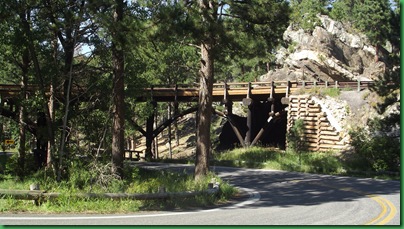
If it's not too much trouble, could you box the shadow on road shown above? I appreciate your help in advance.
[133,162,400,209]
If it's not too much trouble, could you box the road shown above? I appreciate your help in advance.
[0,162,400,225]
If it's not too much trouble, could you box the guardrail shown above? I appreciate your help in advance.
[139,80,375,102]
[0,182,220,206]
[0,80,376,101]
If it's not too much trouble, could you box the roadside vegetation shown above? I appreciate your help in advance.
[0,156,237,213]
[213,147,399,180]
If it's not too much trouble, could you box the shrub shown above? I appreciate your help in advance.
[287,118,307,153]
[350,127,400,172]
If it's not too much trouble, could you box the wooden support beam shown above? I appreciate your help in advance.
[213,109,245,147]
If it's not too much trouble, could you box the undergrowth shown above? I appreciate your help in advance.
[0,160,237,213]
[213,146,399,180]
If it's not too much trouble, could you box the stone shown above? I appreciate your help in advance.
[264,15,395,83]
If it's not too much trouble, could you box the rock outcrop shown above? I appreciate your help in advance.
[261,15,393,83]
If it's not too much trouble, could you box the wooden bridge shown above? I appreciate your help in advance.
[136,80,373,102]
[1,80,374,155]
[0,80,372,101]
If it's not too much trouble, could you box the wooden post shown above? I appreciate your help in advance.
[227,117,246,148]
[244,82,253,147]
[174,84,179,147]
[145,100,156,161]
[270,81,275,113]
[167,102,172,159]
[223,82,233,115]
[30,183,40,206]
[251,115,273,147]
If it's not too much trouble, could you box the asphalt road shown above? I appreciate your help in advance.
[0,162,400,225]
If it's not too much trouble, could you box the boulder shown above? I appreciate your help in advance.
[261,15,394,83]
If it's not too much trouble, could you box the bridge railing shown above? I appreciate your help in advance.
[0,80,377,100]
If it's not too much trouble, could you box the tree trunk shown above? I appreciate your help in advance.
[168,102,172,158]
[111,0,125,178]
[194,42,214,180]
[19,9,55,175]
[194,0,217,180]
[17,49,29,179]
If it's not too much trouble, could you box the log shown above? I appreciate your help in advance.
[320,135,342,141]
[0,185,220,202]
[320,130,339,136]
[318,144,348,150]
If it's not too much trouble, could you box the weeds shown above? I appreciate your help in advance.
[213,146,388,177]
[0,160,236,213]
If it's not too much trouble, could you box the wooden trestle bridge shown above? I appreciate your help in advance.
[1,80,373,156]
[135,80,372,102]
[1,80,372,101]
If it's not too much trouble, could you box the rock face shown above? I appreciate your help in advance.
[261,15,392,82]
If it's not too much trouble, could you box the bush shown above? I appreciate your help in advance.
[350,127,400,172]
[287,119,307,153]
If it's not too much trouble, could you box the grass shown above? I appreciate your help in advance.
[213,147,400,180]
[1,145,398,213]
[0,158,237,213]
[295,87,341,98]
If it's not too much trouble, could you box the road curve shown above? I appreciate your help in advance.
[0,162,400,225]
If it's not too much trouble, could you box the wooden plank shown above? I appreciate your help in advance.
[319,126,335,131]
[318,144,348,150]
[301,116,327,121]
[320,135,342,141]
[319,139,340,145]
[320,130,339,136]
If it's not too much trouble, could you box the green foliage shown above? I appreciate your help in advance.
[0,161,236,213]
[287,118,306,153]
[290,0,329,31]
[222,0,290,81]
[301,87,341,97]
[330,0,393,47]
[349,122,400,173]
[214,147,345,175]
[330,0,355,22]
[353,0,391,46]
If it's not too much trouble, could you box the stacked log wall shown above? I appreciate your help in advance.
[287,95,349,152]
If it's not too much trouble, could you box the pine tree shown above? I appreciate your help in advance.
[353,0,391,61]
[290,0,329,31]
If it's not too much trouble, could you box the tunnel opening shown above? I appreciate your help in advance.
[216,99,288,152]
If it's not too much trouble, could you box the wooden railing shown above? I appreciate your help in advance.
[139,80,375,102]
[0,81,375,102]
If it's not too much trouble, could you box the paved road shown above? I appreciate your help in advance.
[0,162,400,225]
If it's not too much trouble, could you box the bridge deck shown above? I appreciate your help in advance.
[137,81,372,102]
[1,81,373,102]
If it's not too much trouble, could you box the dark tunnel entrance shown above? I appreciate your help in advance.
[216,99,288,151]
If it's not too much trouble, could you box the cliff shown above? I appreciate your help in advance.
[261,15,397,83]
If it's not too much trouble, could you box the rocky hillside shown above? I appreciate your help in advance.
[258,14,400,152]
[261,15,396,83]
